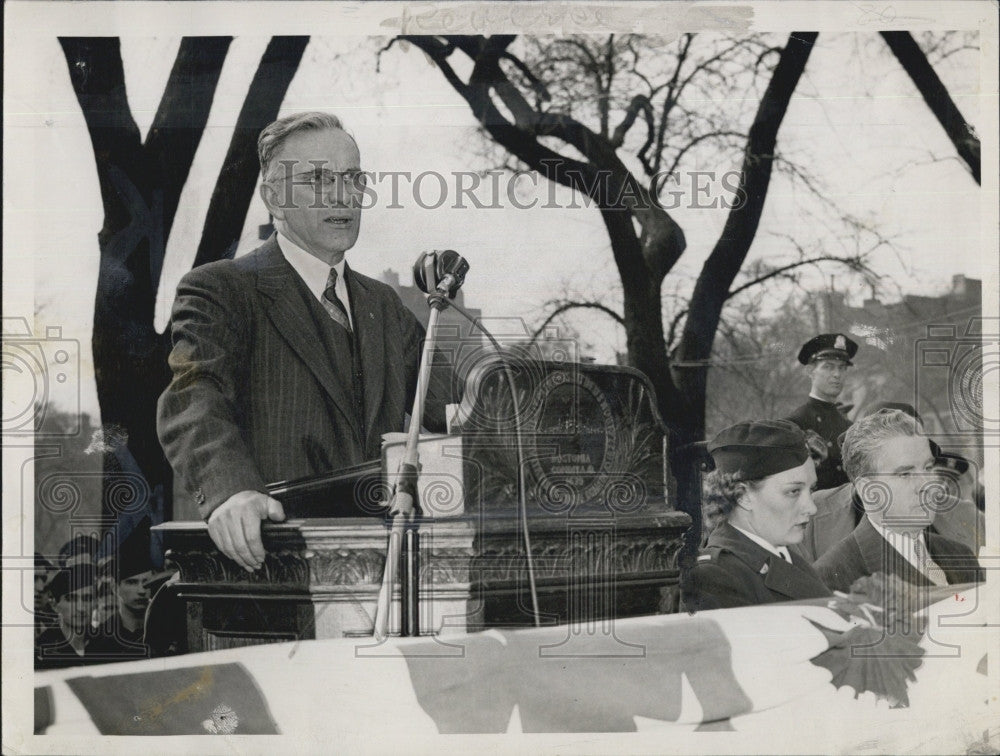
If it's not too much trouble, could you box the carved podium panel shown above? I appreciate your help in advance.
[155,358,690,650]
[442,356,689,626]
[155,518,475,650]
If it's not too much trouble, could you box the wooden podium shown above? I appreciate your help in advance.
[154,517,476,650]
[154,358,691,651]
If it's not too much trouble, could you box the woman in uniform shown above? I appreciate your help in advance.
[681,419,832,611]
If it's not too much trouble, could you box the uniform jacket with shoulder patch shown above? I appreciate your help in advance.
[680,521,831,612]
[784,396,852,490]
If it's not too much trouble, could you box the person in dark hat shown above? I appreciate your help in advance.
[680,420,832,611]
[89,519,175,662]
[784,333,859,490]
[813,409,983,592]
[799,402,985,562]
[35,562,105,670]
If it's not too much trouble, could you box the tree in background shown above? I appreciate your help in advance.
[58,36,309,528]
[379,32,845,551]
[381,32,980,554]
[34,406,101,558]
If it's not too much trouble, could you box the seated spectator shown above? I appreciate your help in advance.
[681,420,831,611]
[35,562,106,670]
[801,403,986,563]
[813,409,984,592]
[700,427,828,542]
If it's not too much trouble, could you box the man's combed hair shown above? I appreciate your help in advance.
[257,112,346,182]
[841,408,924,482]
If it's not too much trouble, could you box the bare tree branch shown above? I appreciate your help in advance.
[528,300,626,344]
[880,31,980,184]
[676,31,818,400]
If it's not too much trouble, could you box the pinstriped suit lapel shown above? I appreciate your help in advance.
[345,264,385,451]
[253,239,357,435]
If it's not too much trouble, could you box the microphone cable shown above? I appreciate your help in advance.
[427,292,541,628]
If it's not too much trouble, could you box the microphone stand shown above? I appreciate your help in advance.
[373,262,448,641]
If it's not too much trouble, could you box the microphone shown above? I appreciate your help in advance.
[413,250,470,298]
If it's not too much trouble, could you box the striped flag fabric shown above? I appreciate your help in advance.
[31,586,994,750]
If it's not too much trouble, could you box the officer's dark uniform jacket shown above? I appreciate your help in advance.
[681,521,832,612]
[785,396,852,490]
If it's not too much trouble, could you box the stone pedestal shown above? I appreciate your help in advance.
[154,510,689,650]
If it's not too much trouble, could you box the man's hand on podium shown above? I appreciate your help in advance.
[208,491,286,572]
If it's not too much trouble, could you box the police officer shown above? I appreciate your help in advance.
[784,333,858,490]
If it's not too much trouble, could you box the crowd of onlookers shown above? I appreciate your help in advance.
[34,524,180,670]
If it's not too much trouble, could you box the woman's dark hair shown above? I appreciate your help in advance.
[701,469,762,540]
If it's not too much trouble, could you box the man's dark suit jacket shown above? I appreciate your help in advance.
[157,236,453,520]
[800,483,985,563]
[785,396,852,490]
[680,521,832,612]
[813,516,983,593]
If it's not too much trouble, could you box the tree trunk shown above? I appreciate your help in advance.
[880,31,980,184]
[60,37,231,531]
[671,32,817,559]
[60,36,307,525]
[193,37,310,266]
[394,33,818,561]
[676,32,818,437]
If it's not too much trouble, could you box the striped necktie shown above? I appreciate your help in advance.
[322,268,352,333]
[912,537,948,586]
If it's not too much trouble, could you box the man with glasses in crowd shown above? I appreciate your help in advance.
[813,408,983,592]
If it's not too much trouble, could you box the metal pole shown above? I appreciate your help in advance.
[373,300,442,640]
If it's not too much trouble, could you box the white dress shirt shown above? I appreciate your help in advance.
[730,524,793,563]
[276,233,353,329]
[869,520,945,585]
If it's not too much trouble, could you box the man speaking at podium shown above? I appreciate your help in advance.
[158,112,453,572]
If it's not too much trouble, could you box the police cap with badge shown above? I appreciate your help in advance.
[797,333,858,366]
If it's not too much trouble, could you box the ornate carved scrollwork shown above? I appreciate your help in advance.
[471,529,686,586]
[165,549,312,589]
[166,540,478,589]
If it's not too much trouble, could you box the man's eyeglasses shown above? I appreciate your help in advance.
[269,169,368,193]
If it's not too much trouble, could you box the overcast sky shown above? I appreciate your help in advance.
[4,6,992,422]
